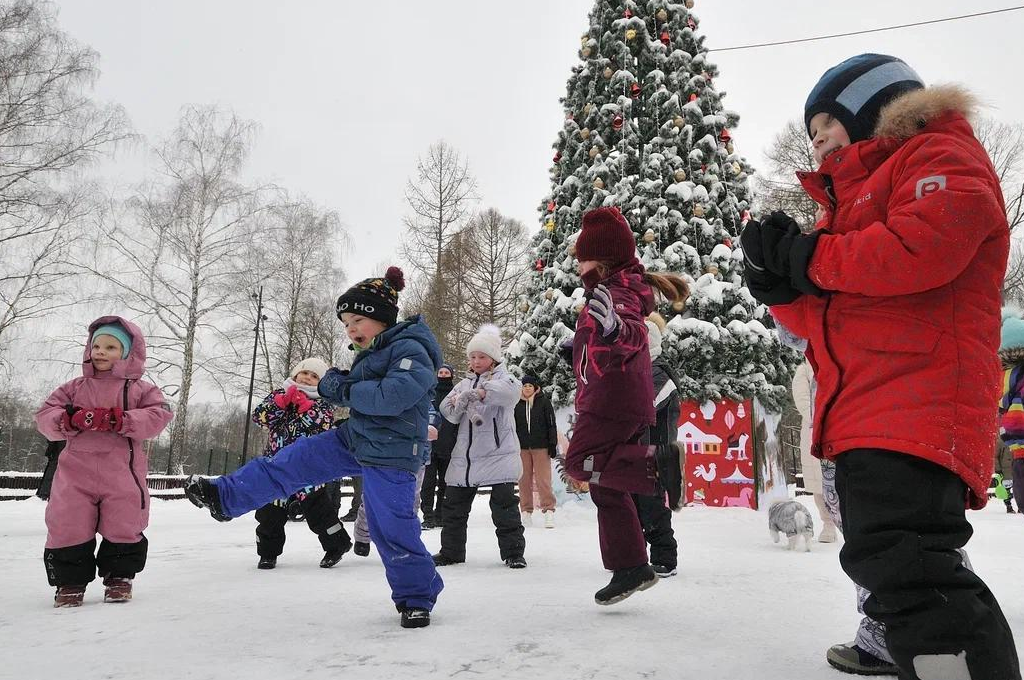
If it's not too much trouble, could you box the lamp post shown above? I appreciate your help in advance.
[239,287,267,467]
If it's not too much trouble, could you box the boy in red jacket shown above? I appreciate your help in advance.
[742,54,1018,679]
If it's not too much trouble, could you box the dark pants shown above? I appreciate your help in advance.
[836,449,1020,680]
[255,484,351,558]
[44,536,148,586]
[1014,458,1024,515]
[632,492,677,569]
[348,476,363,513]
[439,483,525,562]
[420,456,450,518]
[566,413,655,571]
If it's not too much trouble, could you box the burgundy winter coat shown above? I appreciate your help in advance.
[36,316,173,548]
[573,261,655,425]
[770,86,1009,509]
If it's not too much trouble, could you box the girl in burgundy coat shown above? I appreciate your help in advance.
[36,317,173,607]
[563,206,688,605]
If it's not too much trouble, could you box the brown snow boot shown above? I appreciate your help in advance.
[102,577,133,603]
[54,585,87,608]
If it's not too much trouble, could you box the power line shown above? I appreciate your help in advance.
[711,6,1024,52]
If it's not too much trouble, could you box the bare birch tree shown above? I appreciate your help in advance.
[464,208,530,332]
[753,120,818,229]
[974,118,1024,232]
[81,106,274,472]
[0,0,130,360]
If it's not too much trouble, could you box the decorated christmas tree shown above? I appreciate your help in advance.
[509,0,796,411]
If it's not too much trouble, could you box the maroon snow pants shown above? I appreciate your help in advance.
[565,412,657,571]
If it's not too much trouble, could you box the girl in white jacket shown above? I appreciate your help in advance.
[435,325,526,569]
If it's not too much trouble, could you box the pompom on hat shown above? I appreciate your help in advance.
[336,266,406,327]
[466,323,504,362]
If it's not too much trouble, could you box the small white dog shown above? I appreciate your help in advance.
[768,500,815,552]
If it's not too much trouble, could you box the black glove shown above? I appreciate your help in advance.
[740,219,802,305]
[759,211,825,296]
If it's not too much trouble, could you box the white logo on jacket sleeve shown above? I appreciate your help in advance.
[915,175,946,199]
[399,358,412,370]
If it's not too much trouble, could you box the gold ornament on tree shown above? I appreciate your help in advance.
[625,28,638,40]
[545,288,555,301]
[643,229,656,243]
[673,115,684,128]
[674,169,687,182]
[582,46,592,58]
[579,127,591,140]
[685,0,694,8]
[656,8,668,21]
[583,103,592,116]
[603,66,614,79]
[705,264,720,275]
[726,142,734,154]
[732,162,742,175]
[593,177,606,190]
[693,204,705,217]
[589,146,600,159]
[519,301,530,313]
[672,300,686,312]
[545,218,555,232]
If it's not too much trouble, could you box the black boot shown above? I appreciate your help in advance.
[257,556,277,570]
[183,475,231,522]
[594,564,658,605]
[354,541,371,557]
[432,552,464,566]
[826,642,898,676]
[320,545,349,568]
[400,607,430,628]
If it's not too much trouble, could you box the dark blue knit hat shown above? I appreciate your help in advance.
[804,54,925,143]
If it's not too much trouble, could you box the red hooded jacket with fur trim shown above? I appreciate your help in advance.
[771,86,1009,508]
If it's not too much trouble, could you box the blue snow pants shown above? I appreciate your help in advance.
[214,428,443,611]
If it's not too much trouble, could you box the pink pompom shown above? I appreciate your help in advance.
[385,266,405,292]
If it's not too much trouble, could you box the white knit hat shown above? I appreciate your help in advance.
[645,313,666,360]
[466,324,503,362]
[290,357,330,380]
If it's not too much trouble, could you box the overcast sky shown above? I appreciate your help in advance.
[54,0,1024,284]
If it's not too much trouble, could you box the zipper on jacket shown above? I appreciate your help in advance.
[492,418,500,448]
[578,344,589,385]
[823,175,838,209]
[465,374,480,487]
[124,380,146,510]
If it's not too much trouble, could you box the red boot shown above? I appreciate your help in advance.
[54,585,87,608]
[103,577,133,603]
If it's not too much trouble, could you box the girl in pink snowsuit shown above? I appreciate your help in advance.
[35,316,173,607]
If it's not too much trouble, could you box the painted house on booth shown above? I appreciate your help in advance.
[677,422,723,456]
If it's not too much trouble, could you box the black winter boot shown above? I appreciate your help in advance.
[257,556,277,570]
[432,552,464,566]
[183,475,231,522]
[354,541,371,557]
[825,642,898,676]
[400,607,430,628]
[594,564,658,605]
[320,544,350,568]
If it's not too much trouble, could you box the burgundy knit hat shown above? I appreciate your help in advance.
[575,207,636,266]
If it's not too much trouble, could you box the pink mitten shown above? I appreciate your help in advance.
[294,392,313,414]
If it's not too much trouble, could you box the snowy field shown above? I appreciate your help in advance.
[1,495,1021,680]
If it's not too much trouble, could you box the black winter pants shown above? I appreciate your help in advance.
[44,536,148,586]
[632,493,677,569]
[255,484,350,558]
[836,449,1020,680]
[439,483,525,561]
[420,456,450,518]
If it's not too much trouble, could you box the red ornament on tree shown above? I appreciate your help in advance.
[719,128,732,143]
[689,93,698,102]
[660,30,671,46]
[612,114,624,131]
[553,151,562,163]
[687,17,696,29]
[629,83,641,98]
[535,258,545,272]
[741,210,751,223]
[547,200,556,212]
[724,237,733,248]
[623,8,633,18]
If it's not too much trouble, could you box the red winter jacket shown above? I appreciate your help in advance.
[771,86,1009,509]
[573,261,656,424]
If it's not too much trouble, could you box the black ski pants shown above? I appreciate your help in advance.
[44,536,148,586]
[255,484,350,558]
[836,449,1020,680]
[632,492,677,569]
[439,482,525,561]
[420,456,450,518]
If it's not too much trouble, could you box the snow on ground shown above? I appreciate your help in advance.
[1,495,1021,680]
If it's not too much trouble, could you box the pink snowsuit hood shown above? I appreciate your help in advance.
[83,315,148,380]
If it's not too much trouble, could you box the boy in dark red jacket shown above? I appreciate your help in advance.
[563,206,688,605]
[742,54,1019,679]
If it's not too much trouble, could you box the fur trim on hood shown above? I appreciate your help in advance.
[873,84,979,140]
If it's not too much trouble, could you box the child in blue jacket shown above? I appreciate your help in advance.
[185,267,443,628]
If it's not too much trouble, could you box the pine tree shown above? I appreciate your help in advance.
[509,0,796,411]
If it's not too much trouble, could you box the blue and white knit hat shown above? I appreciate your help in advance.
[805,54,925,143]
